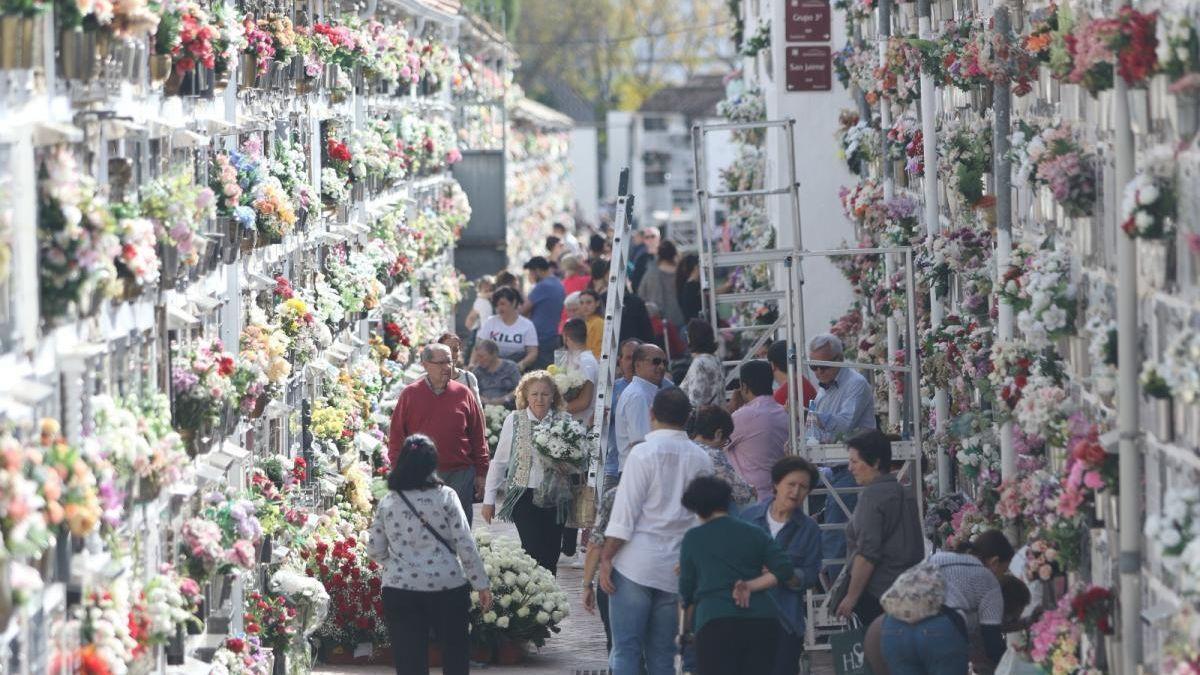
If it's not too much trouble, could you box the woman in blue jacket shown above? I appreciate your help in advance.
[739,455,824,675]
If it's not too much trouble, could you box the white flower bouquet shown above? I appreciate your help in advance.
[1159,329,1200,405]
[1145,485,1200,597]
[471,531,570,648]
[269,567,330,637]
[531,414,592,468]
[485,404,508,454]
[547,364,587,401]
[1120,145,1177,240]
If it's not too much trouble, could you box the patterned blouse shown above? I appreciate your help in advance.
[367,486,490,592]
[680,352,724,408]
[696,441,759,507]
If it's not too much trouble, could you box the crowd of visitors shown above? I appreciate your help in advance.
[369,220,1031,675]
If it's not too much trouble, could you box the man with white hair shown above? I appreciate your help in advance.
[806,333,876,441]
[388,343,489,524]
[806,333,876,583]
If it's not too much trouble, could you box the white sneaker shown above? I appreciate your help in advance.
[570,556,585,569]
[559,552,578,566]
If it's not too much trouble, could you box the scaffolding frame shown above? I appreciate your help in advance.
[691,118,926,655]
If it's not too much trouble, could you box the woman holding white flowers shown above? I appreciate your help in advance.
[483,370,584,576]
[368,434,493,675]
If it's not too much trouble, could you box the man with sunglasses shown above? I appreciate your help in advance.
[806,333,876,584]
[806,333,876,441]
[613,344,669,473]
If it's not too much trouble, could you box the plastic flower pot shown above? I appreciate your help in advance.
[59,29,103,81]
[0,15,42,70]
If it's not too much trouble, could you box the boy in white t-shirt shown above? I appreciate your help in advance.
[465,275,495,332]
[559,318,599,425]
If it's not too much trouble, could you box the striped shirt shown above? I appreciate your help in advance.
[930,551,1003,630]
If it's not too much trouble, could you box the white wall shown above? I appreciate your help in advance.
[604,111,635,203]
[569,125,600,225]
[751,0,857,347]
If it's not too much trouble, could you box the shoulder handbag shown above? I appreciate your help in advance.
[395,490,456,556]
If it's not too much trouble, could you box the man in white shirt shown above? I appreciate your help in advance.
[612,343,667,472]
[599,388,714,675]
[559,318,599,425]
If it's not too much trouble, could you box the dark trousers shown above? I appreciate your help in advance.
[855,592,884,628]
[381,585,471,675]
[512,490,564,575]
[437,467,476,527]
[696,617,781,675]
[772,630,805,675]
[561,527,579,556]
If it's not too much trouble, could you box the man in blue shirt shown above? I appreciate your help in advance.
[604,340,674,481]
[522,256,565,369]
[806,332,877,585]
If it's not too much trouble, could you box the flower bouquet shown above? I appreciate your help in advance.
[139,168,216,270]
[546,364,587,402]
[1004,242,1078,349]
[471,531,570,651]
[1145,485,1200,597]
[937,114,993,208]
[1121,145,1177,240]
[136,566,203,646]
[1066,8,1158,94]
[111,208,161,298]
[485,404,508,454]
[75,587,138,675]
[1058,418,1116,518]
[210,636,273,675]
[838,111,881,177]
[37,419,104,539]
[305,534,387,650]
[0,433,56,560]
[38,146,120,321]
[885,113,922,177]
[243,590,299,653]
[241,15,274,77]
[1013,122,1098,217]
[1025,592,1090,674]
[715,89,767,146]
[171,338,237,453]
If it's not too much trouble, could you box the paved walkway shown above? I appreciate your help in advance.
[314,507,833,674]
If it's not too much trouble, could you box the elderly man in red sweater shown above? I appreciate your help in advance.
[388,343,489,524]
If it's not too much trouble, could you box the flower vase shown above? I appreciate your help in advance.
[493,638,526,665]
[259,535,273,563]
[241,228,258,254]
[0,15,41,69]
[53,531,72,582]
[158,242,178,291]
[59,29,103,81]
[136,476,160,503]
[149,54,171,86]
[0,561,13,630]
[221,216,240,265]
[166,625,186,665]
[110,38,140,83]
[1176,91,1200,139]
[272,647,286,675]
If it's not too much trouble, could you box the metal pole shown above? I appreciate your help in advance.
[918,0,949,495]
[877,0,901,431]
[904,249,924,529]
[1113,21,1142,672]
[692,123,721,339]
[993,5,1016,482]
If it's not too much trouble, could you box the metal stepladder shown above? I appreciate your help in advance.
[589,168,634,499]
[691,119,927,655]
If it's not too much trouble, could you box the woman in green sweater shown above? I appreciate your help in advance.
[679,475,798,675]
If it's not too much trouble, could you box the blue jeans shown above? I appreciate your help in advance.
[608,569,678,675]
[880,614,969,675]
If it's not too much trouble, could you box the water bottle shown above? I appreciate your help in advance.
[805,407,821,445]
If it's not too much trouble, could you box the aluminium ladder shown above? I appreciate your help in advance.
[589,168,634,498]
[691,121,927,657]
